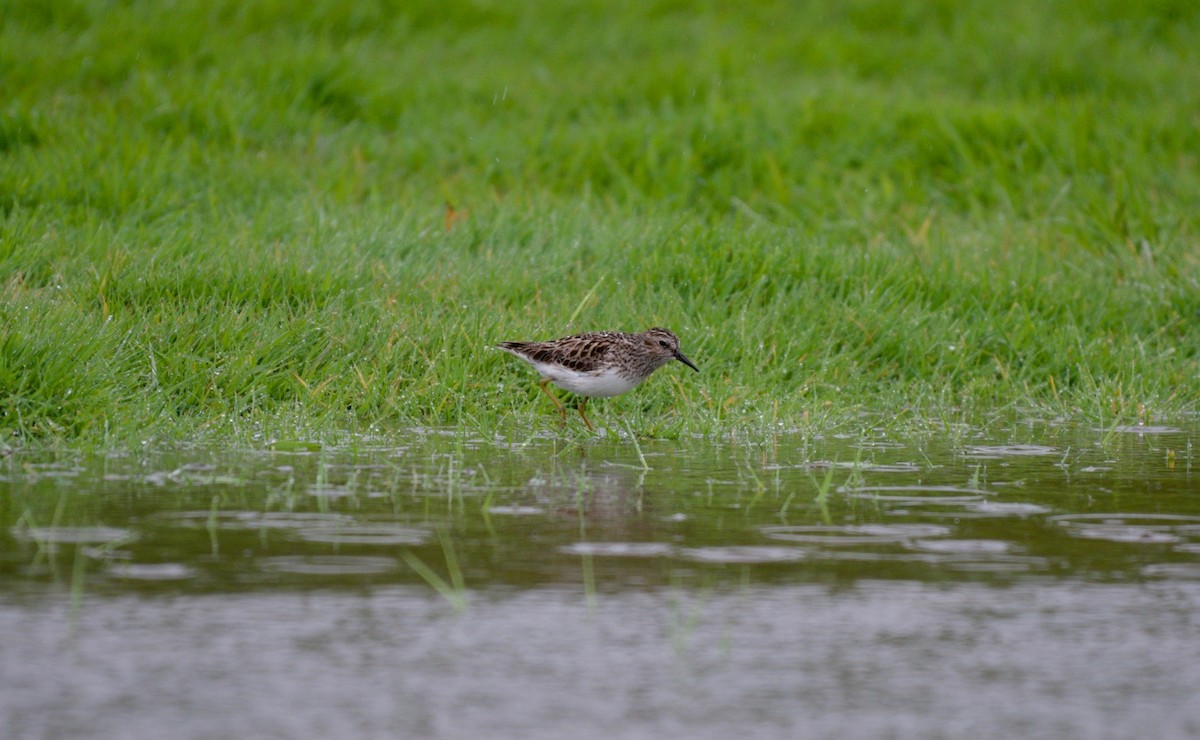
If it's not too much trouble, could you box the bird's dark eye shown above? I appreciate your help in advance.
[658,340,670,348]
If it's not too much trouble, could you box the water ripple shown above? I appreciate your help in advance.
[487,506,546,516]
[761,524,951,545]
[963,445,1059,458]
[295,526,427,545]
[909,539,1016,554]
[146,511,356,530]
[848,485,989,504]
[10,527,133,544]
[1142,563,1200,578]
[258,555,399,575]
[1050,514,1200,544]
[107,563,196,581]
[895,501,1053,519]
[814,549,1048,571]
[560,542,674,557]
[678,546,809,563]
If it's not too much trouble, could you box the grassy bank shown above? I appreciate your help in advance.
[2,0,1198,446]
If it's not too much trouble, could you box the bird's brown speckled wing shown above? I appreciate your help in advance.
[499,332,624,373]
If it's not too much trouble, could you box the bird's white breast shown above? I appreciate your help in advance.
[531,362,641,397]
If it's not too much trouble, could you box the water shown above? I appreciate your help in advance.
[2,420,1199,738]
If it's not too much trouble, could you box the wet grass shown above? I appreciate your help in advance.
[2,0,1198,447]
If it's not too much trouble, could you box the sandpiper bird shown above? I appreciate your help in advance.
[498,327,699,431]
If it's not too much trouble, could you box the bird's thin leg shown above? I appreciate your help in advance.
[576,397,596,432]
[538,379,568,423]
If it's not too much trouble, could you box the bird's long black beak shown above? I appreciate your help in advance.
[675,351,699,372]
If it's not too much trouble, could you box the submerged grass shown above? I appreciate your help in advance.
[2,0,1198,446]
[400,530,468,613]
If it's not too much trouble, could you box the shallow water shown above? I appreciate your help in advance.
[2,420,1199,737]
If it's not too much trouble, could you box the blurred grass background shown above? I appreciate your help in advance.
[1,0,1197,444]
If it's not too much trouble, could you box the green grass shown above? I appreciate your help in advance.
[1,0,1198,446]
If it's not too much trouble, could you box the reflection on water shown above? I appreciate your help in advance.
[1,419,1199,737]
[257,555,400,575]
